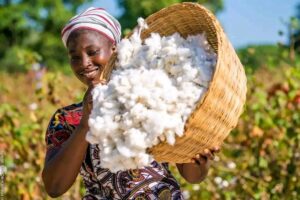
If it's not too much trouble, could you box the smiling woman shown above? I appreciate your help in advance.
[41,6,220,199]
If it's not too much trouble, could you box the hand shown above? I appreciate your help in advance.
[191,146,220,166]
[176,146,221,183]
[80,80,107,127]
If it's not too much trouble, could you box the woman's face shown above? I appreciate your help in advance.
[67,29,114,86]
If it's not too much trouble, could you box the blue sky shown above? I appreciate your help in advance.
[80,0,299,49]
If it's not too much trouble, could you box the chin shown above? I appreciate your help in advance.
[86,76,101,86]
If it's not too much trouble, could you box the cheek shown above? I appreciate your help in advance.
[97,51,113,65]
[105,49,114,62]
[70,62,79,74]
[70,62,83,80]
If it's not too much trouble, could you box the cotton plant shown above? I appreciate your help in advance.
[86,18,217,172]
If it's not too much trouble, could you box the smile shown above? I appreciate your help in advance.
[79,67,100,77]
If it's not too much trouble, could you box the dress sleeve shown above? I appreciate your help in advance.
[45,108,73,159]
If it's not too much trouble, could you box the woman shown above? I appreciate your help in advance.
[42,7,219,199]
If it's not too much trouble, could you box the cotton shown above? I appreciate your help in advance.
[86,19,217,172]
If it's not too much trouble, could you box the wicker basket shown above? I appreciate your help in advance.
[102,2,247,163]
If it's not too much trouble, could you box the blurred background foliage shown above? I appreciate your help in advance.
[0,0,92,73]
[117,0,223,32]
[0,0,300,199]
[0,0,222,73]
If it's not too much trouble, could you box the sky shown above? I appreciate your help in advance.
[80,0,300,49]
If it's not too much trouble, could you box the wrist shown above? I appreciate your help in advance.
[79,120,89,131]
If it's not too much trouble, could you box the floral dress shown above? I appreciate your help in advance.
[45,102,184,199]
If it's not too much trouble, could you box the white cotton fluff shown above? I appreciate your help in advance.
[86,20,217,172]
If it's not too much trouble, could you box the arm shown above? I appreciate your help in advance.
[176,147,220,184]
[42,86,93,197]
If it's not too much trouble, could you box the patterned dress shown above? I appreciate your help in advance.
[45,102,184,200]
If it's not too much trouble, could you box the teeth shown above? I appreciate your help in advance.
[80,67,99,76]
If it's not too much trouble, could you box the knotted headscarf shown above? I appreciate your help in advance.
[61,7,121,47]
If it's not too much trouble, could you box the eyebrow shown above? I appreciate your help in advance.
[68,45,100,54]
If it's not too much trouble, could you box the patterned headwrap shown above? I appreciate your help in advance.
[61,7,121,47]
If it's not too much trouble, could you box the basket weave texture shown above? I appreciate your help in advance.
[103,2,247,163]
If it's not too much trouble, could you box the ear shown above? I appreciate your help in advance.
[112,45,116,52]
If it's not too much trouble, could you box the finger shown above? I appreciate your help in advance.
[88,96,93,105]
[202,149,214,160]
[99,79,107,85]
[211,146,220,153]
[84,91,93,103]
[83,87,94,107]
[198,156,208,164]
[190,158,196,164]
[87,84,96,91]
[192,156,207,165]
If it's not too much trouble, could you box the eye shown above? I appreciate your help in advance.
[70,55,81,63]
[88,49,100,56]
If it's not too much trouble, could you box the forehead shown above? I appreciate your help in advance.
[67,29,112,51]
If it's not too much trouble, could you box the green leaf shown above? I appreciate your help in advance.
[259,157,268,168]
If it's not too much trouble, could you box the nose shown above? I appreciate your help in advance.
[82,54,92,67]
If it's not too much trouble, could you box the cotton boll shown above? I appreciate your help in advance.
[130,103,147,121]
[117,95,127,104]
[134,153,153,167]
[165,130,176,145]
[162,88,178,103]
[176,76,183,84]
[182,107,193,120]
[184,66,199,80]
[158,134,166,142]
[142,110,167,135]
[128,72,142,85]
[100,150,123,172]
[117,142,134,158]
[163,114,181,129]
[119,76,131,86]
[103,144,113,155]
[101,137,113,146]
[119,118,133,130]
[174,122,185,137]
[99,107,119,116]
[114,115,122,122]
[177,47,193,58]
[151,137,160,145]
[155,102,168,111]
[129,32,142,53]
[89,121,104,136]
[102,101,118,109]
[120,157,139,170]
[145,33,161,54]
[167,64,183,77]
[161,46,177,55]
[148,57,162,69]
[117,39,134,67]
[126,128,147,149]
[124,100,136,109]
[137,17,148,30]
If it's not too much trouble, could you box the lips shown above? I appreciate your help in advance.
[80,67,99,76]
[78,66,102,80]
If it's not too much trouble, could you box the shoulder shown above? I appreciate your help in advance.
[56,102,83,115]
[45,102,83,150]
[49,102,83,126]
[46,102,83,137]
